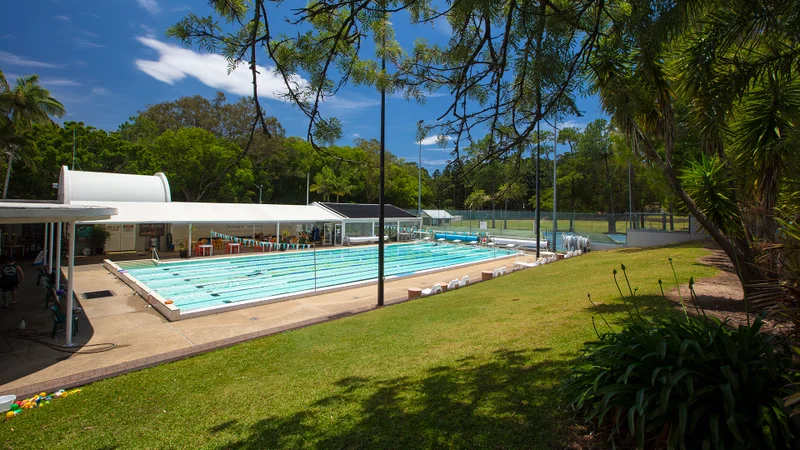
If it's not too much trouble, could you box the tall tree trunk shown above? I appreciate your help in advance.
[2,150,13,199]
[603,154,616,233]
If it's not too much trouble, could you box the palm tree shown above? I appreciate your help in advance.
[0,73,65,199]
[309,166,336,202]
[586,0,799,294]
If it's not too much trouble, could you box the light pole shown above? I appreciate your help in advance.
[257,185,263,204]
[417,119,424,218]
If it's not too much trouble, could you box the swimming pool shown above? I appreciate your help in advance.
[110,242,516,319]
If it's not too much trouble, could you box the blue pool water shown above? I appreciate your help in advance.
[116,243,515,313]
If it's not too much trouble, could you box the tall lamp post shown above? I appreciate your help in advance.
[416,119,425,218]
[256,185,263,204]
[377,17,387,307]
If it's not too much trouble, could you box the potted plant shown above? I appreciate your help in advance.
[91,226,111,255]
[178,243,188,259]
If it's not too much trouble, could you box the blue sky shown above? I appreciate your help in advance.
[0,0,604,170]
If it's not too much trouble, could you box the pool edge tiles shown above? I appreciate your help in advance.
[105,243,518,321]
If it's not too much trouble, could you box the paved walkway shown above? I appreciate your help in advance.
[0,253,520,398]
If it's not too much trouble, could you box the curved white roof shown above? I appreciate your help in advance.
[59,166,171,204]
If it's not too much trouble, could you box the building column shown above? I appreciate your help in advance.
[55,223,63,289]
[342,222,346,245]
[397,221,401,242]
[276,223,280,243]
[43,222,49,264]
[65,221,76,346]
[188,223,193,257]
[48,222,55,273]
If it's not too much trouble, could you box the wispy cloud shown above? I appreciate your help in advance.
[71,38,105,49]
[134,36,309,100]
[55,15,71,23]
[41,78,81,87]
[352,133,361,138]
[0,34,16,39]
[171,5,191,12]
[140,24,156,38]
[137,0,160,14]
[324,94,379,110]
[416,135,453,146]
[91,86,110,95]
[0,51,60,68]
[422,158,451,166]
[559,120,586,130]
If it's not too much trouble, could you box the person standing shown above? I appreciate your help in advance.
[2,256,24,308]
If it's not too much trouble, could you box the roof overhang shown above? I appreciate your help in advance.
[0,202,117,224]
[73,201,343,224]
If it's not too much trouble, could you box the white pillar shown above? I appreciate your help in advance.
[397,221,401,242]
[372,222,375,237]
[342,222,346,245]
[55,223,62,289]
[65,221,76,346]
[43,222,49,264]
[210,228,213,256]
[48,222,54,273]
[188,223,193,257]
[276,223,280,243]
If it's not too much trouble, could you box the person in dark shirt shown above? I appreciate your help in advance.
[2,256,24,308]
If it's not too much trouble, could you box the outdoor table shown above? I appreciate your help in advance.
[197,244,213,256]
[226,242,241,254]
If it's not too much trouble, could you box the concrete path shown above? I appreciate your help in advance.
[0,254,519,398]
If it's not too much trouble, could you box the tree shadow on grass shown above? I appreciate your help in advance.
[218,349,571,450]
[587,294,673,319]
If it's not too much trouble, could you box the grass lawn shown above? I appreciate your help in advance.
[1,244,717,449]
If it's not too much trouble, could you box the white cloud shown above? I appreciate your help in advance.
[352,133,361,138]
[91,86,110,95]
[137,0,160,14]
[134,36,309,101]
[42,78,81,87]
[55,15,71,23]
[0,51,60,68]
[422,158,450,166]
[71,38,105,48]
[324,95,379,110]
[0,34,17,39]
[559,120,586,130]
[140,24,156,38]
[416,135,453,145]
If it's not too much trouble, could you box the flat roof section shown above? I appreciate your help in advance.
[319,202,418,220]
[0,202,117,224]
[72,201,342,224]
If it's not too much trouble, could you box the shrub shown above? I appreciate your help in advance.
[564,267,800,450]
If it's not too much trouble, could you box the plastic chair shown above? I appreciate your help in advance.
[50,305,79,339]
[459,275,470,287]
[42,280,65,310]
[447,279,459,290]
[421,284,442,297]
[36,267,49,286]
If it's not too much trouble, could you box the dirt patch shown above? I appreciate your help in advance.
[666,249,791,334]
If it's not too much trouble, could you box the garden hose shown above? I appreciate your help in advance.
[2,328,117,354]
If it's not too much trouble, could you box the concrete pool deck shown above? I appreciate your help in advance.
[0,252,519,398]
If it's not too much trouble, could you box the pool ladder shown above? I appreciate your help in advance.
[151,247,160,266]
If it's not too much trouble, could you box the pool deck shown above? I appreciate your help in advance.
[0,251,521,398]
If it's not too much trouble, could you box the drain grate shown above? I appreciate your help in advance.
[82,290,115,299]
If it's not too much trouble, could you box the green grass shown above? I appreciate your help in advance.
[1,245,717,449]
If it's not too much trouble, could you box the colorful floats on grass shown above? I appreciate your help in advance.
[3,389,81,420]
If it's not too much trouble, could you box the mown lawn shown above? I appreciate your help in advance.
[1,244,717,449]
